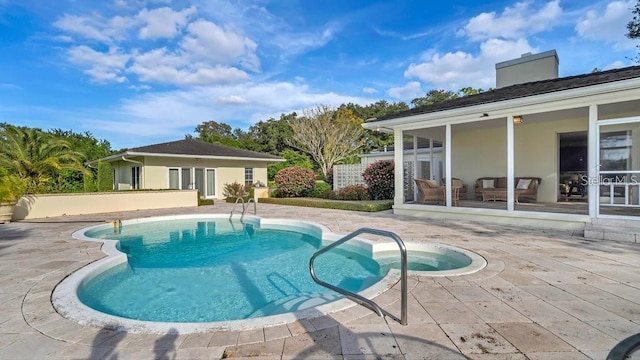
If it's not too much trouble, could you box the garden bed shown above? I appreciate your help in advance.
[258,197,393,212]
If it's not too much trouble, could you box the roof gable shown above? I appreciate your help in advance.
[369,65,640,122]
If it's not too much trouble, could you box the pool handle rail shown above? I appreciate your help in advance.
[229,197,256,221]
[309,227,408,326]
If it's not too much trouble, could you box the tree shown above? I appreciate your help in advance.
[627,0,640,61]
[289,105,366,178]
[247,113,296,154]
[411,89,459,107]
[48,129,112,192]
[0,124,89,193]
[193,120,246,148]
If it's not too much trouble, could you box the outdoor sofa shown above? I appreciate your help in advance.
[474,176,542,202]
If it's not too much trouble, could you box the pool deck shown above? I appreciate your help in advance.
[1,202,639,359]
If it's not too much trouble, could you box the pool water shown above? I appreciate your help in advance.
[80,219,386,322]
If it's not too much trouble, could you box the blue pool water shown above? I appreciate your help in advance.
[79,219,470,323]
[80,219,389,322]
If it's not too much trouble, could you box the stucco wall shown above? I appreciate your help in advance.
[514,117,588,202]
[12,190,198,220]
[111,157,271,199]
[452,124,507,199]
[451,116,588,202]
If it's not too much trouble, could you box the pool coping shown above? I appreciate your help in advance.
[52,214,486,334]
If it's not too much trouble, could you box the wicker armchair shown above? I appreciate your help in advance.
[414,179,445,204]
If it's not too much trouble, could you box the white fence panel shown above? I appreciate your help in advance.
[333,163,368,190]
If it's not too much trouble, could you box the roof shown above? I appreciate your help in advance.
[96,139,284,162]
[368,65,640,123]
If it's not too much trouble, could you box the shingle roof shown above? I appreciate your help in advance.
[369,65,640,122]
[126,139,283,160]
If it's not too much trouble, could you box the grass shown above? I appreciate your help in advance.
[258,197,393,212]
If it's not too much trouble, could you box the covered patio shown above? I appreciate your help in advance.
[364,51,640,229]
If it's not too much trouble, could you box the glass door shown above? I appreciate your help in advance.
[598,121,640,216]
[206,169,216,197]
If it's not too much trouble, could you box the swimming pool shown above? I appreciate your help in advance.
[53,215,486,333]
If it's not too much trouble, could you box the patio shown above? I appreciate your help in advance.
[1,202,639,359]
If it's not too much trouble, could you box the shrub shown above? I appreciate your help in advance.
[223,181,249,199]
[268,149,313,180]
[274,166,316,197]
[97,161,113,192]
[362,160,394,200]
[308,181,332,198]
[336,184,370,200]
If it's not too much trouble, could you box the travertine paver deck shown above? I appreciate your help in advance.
[1,202,639,359]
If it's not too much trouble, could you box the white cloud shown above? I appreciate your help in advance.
[58,79,374,148]
[603,60,628,70]
[67,45,130,83]
[575,1,635,49]
[460,0,562,41]
[362,87,377,94]
[386,81,423,100]
[216,95,248,104]
[181,20,260,71]
[271,22,338,57]
[53,13,136,43]
[128,47,250,86]
[137,6,196,40]
[404,38,535,90]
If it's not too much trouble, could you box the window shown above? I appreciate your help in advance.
[181,168,191,189]
[131,166,140,189]
[244,168,254,187]
[169,168,179,189]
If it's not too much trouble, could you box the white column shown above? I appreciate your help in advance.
[394,128,404,205]
[429,138,434,180]
[413,136,419,201]
[507,116,515,211]
[445,124,452,207]
[588,104,598,218]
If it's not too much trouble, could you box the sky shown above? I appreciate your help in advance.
[0,0,638,149]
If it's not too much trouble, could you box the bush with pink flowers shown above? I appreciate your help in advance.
[362,160,394,200]
[274,166,316,197]
[336,184,370,200]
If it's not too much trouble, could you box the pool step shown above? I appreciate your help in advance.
[249,292,342,318]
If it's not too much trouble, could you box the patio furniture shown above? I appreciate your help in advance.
[482,189,526,204]
[474,177,542,202]
[414,179,460,206]
[442,177,468,200]
[559,174,586,201]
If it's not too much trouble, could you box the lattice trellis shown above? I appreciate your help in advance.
[334,162,415,202]
[333,164,368,190]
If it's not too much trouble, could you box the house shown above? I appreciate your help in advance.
[362,50,640,230]
[92,139,284,199]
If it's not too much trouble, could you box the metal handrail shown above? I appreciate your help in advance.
[309,228,408,325]
[242,198,257,220]
[229,197,245,219]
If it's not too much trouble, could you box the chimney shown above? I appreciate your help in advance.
[495,50,559,88]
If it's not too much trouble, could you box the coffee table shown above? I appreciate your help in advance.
[482,189,524,204]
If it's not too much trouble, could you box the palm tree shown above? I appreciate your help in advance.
[0,124,90,193]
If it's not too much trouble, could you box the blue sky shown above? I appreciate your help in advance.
[0,0,637,149]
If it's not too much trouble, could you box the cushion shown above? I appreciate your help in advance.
[516,178,532,189]
[452,179,464,188]
[482,179,495,189]
[425,180,438,188]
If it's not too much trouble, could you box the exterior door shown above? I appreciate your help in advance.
[597,120,640,217]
